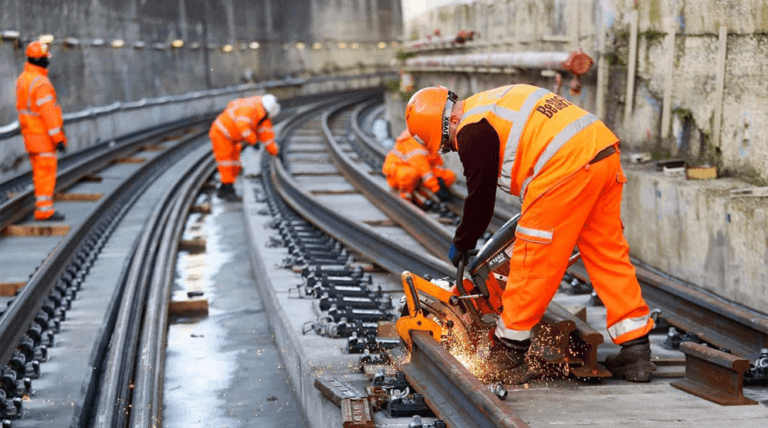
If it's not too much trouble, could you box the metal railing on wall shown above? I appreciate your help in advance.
[0,72,396,141]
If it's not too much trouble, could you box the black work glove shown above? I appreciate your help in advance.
[448,244,469,268]
[56,142,66,153]
[436,177,452,203]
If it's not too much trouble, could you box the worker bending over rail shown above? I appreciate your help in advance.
[405,84,655,382]
[382,130,455,203]
[209,94,280,201]
[16,41,67,221]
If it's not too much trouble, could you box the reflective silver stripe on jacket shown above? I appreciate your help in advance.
[36,95,54,106]
[38,152,56,157]
[608,314,650,340]
[36,195,53,202]
[421,171,434,181]
[36,205,54,212]
[241,129,253,139]
[48,127,61,136]
[459,88,551,193]
[515,225,553,241]
[214,119,231,139]
[500,88,551,192]
[234,115,252,124]
[519,112,598,203]
[257,126,271,133]
[216,160,241,166]
[393,148,429,161]
[19,109,40,117]
[27,76,43,111]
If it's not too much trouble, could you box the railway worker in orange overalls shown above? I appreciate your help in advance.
[405,85,655,382]
[382,130,455,203]
[16,41,67,221]
[209,94,280,201]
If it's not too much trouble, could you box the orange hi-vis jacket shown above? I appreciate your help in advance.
[456,84,618,206]
[382,131,443,193]
[16,63,66,153]
[212,96,277,154]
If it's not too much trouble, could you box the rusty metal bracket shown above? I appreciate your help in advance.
[671,342,758,405]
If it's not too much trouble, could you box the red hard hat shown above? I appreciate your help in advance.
[26,41,51,59]
[405,86,457,155]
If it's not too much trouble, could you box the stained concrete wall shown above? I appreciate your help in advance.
[404,0,768,183]
[399,0,768,314]
[0,0,402,126]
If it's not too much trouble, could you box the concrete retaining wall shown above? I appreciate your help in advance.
[403,0,768,183]
[0,0,402,124]
[622,166,768,312]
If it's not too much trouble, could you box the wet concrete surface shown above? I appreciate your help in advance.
[163,187,307,428]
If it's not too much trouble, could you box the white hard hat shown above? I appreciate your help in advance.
[262,94,280,117]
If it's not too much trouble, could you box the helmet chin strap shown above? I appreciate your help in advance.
[439,91,458,153]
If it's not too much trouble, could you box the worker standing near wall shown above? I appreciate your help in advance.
[15,41,67,221]
[382,130,455,203]
[405,84,656,383]
[209,94,280,201]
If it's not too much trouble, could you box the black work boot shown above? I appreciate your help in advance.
[216,184,241,202]
[604,335,656,382]
[37,211,65,222]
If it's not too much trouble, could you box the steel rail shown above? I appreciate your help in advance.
[619,262,767,358]
[324,105,452,260]
[131,158,217,427]
[393,332,528,428]
[0,130,207,373]
[271,99,451,280]
[0,114,211,198]
[273,99,526,427]
[0,115,213,230]
[90,145,214,427]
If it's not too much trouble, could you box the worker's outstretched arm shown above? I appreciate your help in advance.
[453,119,499,251]
[257,117,278,156]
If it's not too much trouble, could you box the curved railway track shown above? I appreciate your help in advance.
[1,89,765,427]
[0,91,359,426]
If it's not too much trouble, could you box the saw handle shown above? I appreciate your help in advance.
[404,275,423,315]
[456,251,484,326]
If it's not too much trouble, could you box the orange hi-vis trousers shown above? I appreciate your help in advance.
[501,151,654,345]
[29,151,57,220]
[385,166,456,195]
[209,127,242,185]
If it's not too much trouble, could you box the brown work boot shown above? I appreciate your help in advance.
[604,335,656,382]
[482,339,542,385]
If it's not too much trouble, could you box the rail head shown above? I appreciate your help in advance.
[392,331,529,428]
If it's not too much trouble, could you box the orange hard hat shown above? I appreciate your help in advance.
[26,41,51,59]
[405,86,457,155]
